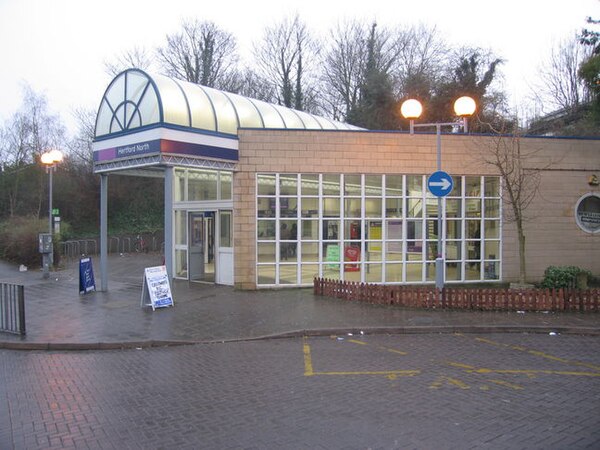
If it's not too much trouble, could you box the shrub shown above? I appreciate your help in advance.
[0,216,47,267]
[540,265,591,289]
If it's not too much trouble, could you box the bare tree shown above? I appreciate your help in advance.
[104,46,154,77]
[477,120,544,285]
[253,14,319,111]
[536,36,593,112]
[157,19,239,90]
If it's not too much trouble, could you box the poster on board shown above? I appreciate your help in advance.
[141,265,174,311]
[79,257,96,295]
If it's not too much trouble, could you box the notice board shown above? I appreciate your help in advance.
[141,265,174,311]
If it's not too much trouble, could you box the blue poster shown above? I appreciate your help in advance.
[79,257,96,295]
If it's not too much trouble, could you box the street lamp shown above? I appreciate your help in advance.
[400,96,476,292]
[41,149,63,275]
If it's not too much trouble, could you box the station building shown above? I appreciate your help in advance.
[93,69,600,290]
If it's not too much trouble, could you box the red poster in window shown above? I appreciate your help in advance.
[344,246,360,272]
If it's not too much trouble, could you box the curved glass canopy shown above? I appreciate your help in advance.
[95,69,361,138]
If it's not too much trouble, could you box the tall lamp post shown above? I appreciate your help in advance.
[41,149,63,274]
[400,97,476,291]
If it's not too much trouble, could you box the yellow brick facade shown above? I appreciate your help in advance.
[234,129,600,289]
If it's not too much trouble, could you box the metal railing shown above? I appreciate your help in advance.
[0,282,26,335]
[60,232,165,259]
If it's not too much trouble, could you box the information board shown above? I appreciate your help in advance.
[79,257,96,295]
[141,266,174,311]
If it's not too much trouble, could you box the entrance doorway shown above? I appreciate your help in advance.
[189,212,215,282]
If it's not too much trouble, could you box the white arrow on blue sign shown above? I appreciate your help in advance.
[427,170,454,197]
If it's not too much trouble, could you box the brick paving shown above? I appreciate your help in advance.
[1,334,599,449]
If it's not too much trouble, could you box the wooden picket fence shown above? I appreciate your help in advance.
[313,278,600,312]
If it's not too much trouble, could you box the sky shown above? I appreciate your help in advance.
[0,0,597,135]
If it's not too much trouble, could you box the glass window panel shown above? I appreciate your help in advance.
[95,100,112,136]
[343,243,362,263]
[343,265,361,282]
[220,172,232,200]
[484,261,500,280]
[257,220,276,240]
[406,220,422,240]
[257,198,276,218]
[466,199,482,217]
[465,176,481,197]
[466,220,481,239]
[365,175,382,196]
[385,198,402,217]
[301,198,319,217]
[426,242,438,261]
[175,249,188,278]
[280,197,298,218]
[406,242,423,260]
[407,198,423,218]
[466,240,481,260]
[446,241,461,260]
[425,198,438,217]
[323,220,340,240]
[257,174,276,195]
[386,220,403,240]
[485,177,500,197]
[406,175,423,196]
[280,240,297,262]
[446,199,462,218]
[484,220,500,239]
[301,264,320,284]
[386,175,403,196]
[279,220,297,239]
[449,176,462,197]
[385,241,403,261]
[365,264,382,283]
[466,262,481,280]
[322,174,340,195]
[345,198,362,217]
[425,262,437,282]
[344,174,362,196]
[484,240,500,259]
[385,263,403,282]
[155,77,189,126]
[366,244,382,261]
[175,211,187,245]
[426,220,439,239]
[301,243,319,262]
[301,220,319,240]
[323,243,341,276]
[366,220,382,240]
[322,265,341,280]
[184,83,216,130]
[344,220,362,240]
[205,87,238,134]
[365,198,382,218]
[226,92,263,128]
[188,169,218,201]
[446,220,462,239]
[484,199,500,218]
[219,211,232,248]
[257,265,276,285]
[323,198,340,217]
[279,174,298,195]
[257,243,276,263]
[406,263,422,281]
[446,262,463,281]
[301,174,319,195]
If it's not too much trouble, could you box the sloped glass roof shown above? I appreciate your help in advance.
[95,69,361,138]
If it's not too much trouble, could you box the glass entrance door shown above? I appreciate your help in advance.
[189,212,215,282]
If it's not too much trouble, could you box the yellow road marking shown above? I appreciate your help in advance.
[471,336,600,372]
[469,368,600,377]
[385,348,408,355]
[303,341,314,376]
[429,376,470,389]
[348,339,367,345]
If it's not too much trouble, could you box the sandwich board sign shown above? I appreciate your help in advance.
[79,257,96,295]
[140,265,174,310]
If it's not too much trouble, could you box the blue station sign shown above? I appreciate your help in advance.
[427,170,454,197]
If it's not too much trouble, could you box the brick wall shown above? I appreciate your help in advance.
[234,129,600,289]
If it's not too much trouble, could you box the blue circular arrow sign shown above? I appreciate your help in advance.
[427,170,454,197]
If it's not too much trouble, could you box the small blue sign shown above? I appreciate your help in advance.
[79,257,96,295]
[428,171,454,197]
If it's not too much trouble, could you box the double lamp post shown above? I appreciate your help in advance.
[400,96,476,291]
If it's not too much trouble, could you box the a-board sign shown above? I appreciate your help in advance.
[79,257,96,295]
[140,265,174,311]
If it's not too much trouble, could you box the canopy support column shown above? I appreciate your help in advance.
[100,173,108,291]
[164,167,173,280]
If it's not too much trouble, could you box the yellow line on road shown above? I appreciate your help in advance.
[303,341,314,376]
[470,368,600,377]
[348,339,367,345]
